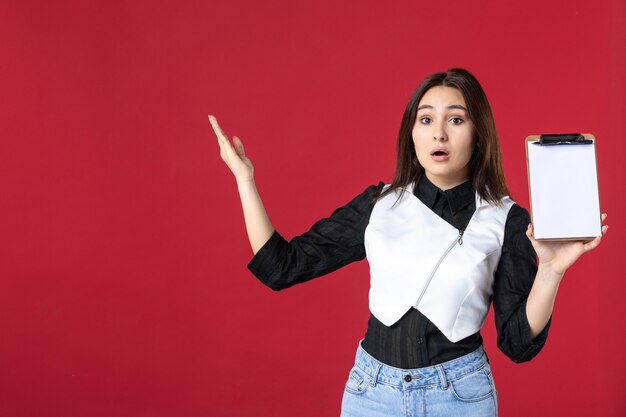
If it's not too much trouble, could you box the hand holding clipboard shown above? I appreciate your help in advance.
[525,133,608,276]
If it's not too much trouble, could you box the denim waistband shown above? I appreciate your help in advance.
[353,340,489,389]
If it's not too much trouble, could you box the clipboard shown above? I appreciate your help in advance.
[526,133,602,240]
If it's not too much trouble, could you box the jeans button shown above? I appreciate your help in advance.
[404,375,412,382]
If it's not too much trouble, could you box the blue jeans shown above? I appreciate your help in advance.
[341,341,497,417]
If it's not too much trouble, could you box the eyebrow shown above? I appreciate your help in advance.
[417,104,468,112]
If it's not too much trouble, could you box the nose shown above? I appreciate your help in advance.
[433,122,447,142]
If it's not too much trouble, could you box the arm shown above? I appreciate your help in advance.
[494,206,608,363]
[493,205,545,363]
[525,213,608,338]
[210,115,383,290]
[247,183,384,290]
[210,115,274,254]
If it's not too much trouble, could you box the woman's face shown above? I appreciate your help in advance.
[412,86,476,190]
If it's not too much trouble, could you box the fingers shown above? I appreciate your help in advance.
[209,115,229,147]
[583,235,602,252]
[209,115,239,158]
[209,116,253,181]
[585,213,609,250]
[208,115,227,140]
[209,115,235,150]
[582,224,608,252]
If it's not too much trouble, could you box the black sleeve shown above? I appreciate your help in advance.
[247,182,385,291]
[493,204,551,363]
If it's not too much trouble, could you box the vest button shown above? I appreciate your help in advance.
[404,375,412,382]
[416,337,424,344]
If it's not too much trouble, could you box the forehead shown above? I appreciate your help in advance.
[418,86,466,108]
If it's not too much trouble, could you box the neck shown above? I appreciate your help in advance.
[424,172,469,191]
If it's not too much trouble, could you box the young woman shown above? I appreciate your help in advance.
[210,68,607,417]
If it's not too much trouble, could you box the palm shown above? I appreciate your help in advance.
[526,215,607,276]
[228,143,253,179]
[533,240,587,275]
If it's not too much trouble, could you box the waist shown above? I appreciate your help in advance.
[362,309,482,368]
[353,340,489,388]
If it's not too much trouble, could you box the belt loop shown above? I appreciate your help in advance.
[436,365,448,390]
[370,362,382,387]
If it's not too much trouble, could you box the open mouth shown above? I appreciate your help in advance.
[430,149,450,161]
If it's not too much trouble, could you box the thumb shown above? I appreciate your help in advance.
[233,136,245,157]
[526,223,534,240]
[526,223,540,251]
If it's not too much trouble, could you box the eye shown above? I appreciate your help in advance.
[419,117,432,125]
[449,117,464,125]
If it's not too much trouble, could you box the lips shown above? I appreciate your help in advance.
[430,148,449,161]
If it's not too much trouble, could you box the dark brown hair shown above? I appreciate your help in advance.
[376,68,509,205]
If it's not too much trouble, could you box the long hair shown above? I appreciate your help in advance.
[376,68,509,205]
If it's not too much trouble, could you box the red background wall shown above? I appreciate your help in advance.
[1,1,624,416]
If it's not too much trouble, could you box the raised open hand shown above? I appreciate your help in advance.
[209,115,253,183]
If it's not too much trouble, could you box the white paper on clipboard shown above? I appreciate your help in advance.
[526,134,602,240]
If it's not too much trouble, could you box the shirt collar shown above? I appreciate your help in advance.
[414,175,475,214]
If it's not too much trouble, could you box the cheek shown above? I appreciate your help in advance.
[412,137,428,159]
[459,129,477,159]
[411,128,429,150]
[411,123,427,142]
[461,141,477,163]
